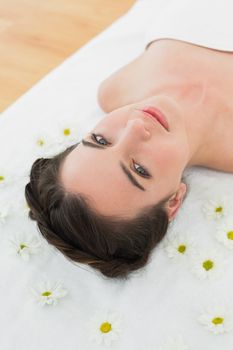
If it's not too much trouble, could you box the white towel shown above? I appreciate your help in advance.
[144,0,233,51]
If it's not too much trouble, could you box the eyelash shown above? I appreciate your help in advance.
[91,133,151,178]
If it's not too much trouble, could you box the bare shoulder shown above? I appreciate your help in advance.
[96,40,199,112]
[97,49,158,113]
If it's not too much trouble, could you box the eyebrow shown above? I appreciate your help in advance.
[81,139,146,191]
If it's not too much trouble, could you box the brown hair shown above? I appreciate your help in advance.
[25,142,185,280]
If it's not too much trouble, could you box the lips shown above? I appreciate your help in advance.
[141,107,169,131]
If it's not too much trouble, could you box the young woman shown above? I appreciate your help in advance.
[25,0,233,279]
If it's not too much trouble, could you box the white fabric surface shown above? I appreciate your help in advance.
[0,1,233,349]
[144,0,233,51]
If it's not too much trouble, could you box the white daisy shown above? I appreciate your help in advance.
[157,334,190,350]
[198,302,233,334]
[34,130,52,149]
[202,196,232,221]
[162,229,197,259]
[55,119,80,145]
[215,219,233,250]
[32,130,58,156]
[7,231,43,261]
[28,280,68,306]
[0,167,15,187]
[189,249,226,280]
[87,309,123,346]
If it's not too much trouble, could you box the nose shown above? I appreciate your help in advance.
[126,117,151,140]
[110,117,151,158]
[114,117,150,153]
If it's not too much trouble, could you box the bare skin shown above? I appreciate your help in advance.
[60,39,233,221]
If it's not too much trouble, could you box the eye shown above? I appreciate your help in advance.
[91,133,110,146]
[91,133,151,178]
[132,161,150,178]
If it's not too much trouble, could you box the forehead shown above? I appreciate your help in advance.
[59,144,159,217]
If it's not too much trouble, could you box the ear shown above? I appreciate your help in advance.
[165,182,187,222]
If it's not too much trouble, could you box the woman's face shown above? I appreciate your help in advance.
[60,95,189,218]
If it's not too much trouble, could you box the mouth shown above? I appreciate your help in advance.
[139,106,169,132]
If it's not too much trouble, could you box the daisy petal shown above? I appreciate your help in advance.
[162,229,197,259]
[189,249,226,280]
[202,196,232,221]
[87,309,123,346]
[29,280,68,306]
[198,302,233,334]
[7,231,43,261]
[215,219,233,250]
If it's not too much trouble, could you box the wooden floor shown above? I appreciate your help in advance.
[0,0,135,113]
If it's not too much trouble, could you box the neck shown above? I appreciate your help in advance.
[170,80,224,169]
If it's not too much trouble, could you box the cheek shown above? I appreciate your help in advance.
[150,140,187,169]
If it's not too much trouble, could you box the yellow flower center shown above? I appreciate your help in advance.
[63,128,70,136]
[212,317,224,325]
[37,139,45,146]
[42,291,52,297]
[20,244,27,250]
[0,175,4,181]
[177,244,186,253]
[215,206,223,213]
[227,231,233,240]
[100,322,112,333]
[203,259,214,271]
